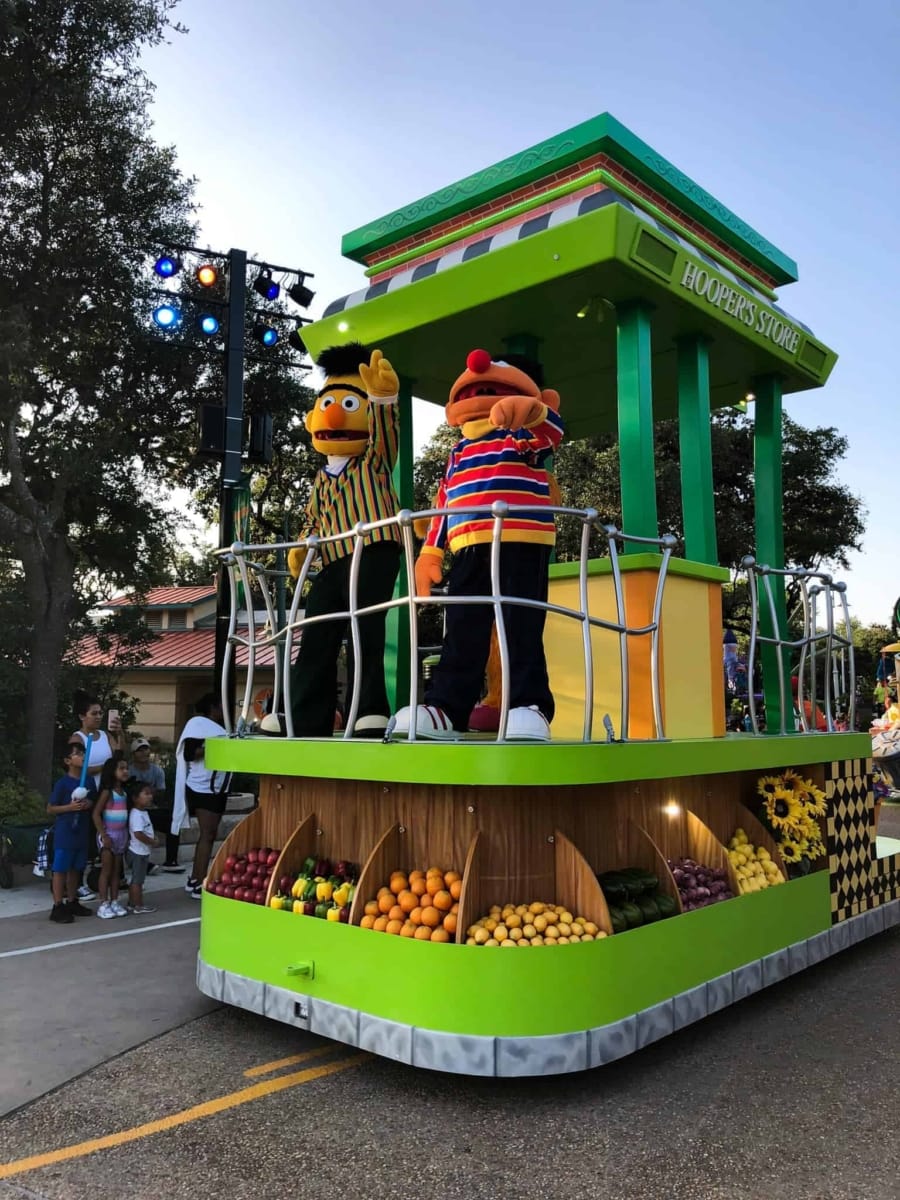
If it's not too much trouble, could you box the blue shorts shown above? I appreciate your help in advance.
[53,844,88,873]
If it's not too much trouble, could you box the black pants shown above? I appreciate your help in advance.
[425,543,554,731]
[290,541,401,736]
[149,808,181,863]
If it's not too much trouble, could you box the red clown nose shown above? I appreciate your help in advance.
[466,348,492,374]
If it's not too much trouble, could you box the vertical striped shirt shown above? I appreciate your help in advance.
[300,398,401,565]
[422,408,564,555]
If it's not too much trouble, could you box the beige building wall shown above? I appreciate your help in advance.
[122,669,275,748]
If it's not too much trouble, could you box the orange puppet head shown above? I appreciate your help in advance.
[445,348,560,430]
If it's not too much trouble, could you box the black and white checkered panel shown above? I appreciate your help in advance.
[827,757,900,921]
[322,188,813,336]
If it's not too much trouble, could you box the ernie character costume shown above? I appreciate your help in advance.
[269,343,402,738]
[392,349,563,741]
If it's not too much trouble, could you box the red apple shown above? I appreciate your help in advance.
[255,891,266,904]
[279,874,291,892]
[248,849,258,864]
[225,854,238,870]
[234,887,246,901]
[220,870,233,886]
[223,885,235,899]
[267,851,279,867]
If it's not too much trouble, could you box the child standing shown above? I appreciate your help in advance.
[93,753,130,919]
[47,743,95,923]
[127,782,158,914]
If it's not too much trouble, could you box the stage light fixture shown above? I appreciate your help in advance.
[153,254,182,279]
[252,268,280,301]
[252,320,279,348]
[199,314,220,336]
[196,263,218,287]
[288,279,315,308]
[152,303,181,329]
[288,326,307,353]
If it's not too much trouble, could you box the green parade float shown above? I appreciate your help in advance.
[198,113,899,1076]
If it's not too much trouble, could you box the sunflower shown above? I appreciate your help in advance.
[765,787,804,832]
[781,768,805,793]
[806,837,827,861]
[780,839,802,863]
[805,787,827,817]
[757,774,782,800]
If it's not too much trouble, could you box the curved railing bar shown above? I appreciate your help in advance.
[220,552,239,736]
[578,511,597,742]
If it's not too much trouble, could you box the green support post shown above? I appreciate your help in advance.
[676,336,717,565]
[616,301,658,549]
[385,375,414,711]
[753,375,790,733]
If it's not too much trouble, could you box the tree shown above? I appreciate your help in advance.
[0,0,203,794]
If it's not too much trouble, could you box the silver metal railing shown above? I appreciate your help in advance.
[216,502,678,743]
[742,557,855,735]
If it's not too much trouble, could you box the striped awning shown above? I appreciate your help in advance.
[322,188,812,335]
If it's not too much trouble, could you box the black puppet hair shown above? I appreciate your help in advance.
[496,353,544,388]
[316,342,371,378]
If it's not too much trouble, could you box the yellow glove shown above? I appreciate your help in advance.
[415,551,444,598]
[287,546,311,579]
[358,349,399,398]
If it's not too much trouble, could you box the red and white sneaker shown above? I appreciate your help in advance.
[389,705,457,740]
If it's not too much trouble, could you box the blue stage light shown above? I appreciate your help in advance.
[153,254,181,279]
[199,314,220,336]
[252,320,279,347]
[252,268,280,301]
[152,303,181,329]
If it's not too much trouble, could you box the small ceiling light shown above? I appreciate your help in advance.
[288,326,307,353]
[337,320,349,333]
[199,314,220,336]
[576,302,590,319]
[253,268,280,301]
[288,279,315,308]
[153,254,182,279]
[745,392,756,402]
[663,801,681,818]
[252,319,279,347]
[196,263,218,287]
[152,302,181,329]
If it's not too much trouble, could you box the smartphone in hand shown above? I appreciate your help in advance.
[108,709,120,731]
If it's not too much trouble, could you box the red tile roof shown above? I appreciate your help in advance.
[105,586,216,609]
[75,629,277,670]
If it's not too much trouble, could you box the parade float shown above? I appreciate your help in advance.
[196,113,899,1076]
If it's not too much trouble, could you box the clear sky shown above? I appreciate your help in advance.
[144,0,900,626]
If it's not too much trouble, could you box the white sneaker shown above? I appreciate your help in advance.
[96,901,115,919]
[110,900,128,917]
[77,884,98,901]
[505,706,551,741]
[389,705,457,740]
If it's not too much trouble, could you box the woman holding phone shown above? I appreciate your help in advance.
[70,691,126,901]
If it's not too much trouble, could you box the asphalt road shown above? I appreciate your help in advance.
[1,909,899,1200]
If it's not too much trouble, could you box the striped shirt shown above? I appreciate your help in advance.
[299,398,401,566]
[101,789,128,831]
[422,409,564,555]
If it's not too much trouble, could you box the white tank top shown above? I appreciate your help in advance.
[76,730,114,773]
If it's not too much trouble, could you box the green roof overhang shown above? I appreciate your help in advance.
[342,112,798,286]
[304,205,835,440]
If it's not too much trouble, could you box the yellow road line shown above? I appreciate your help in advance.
[243,1045,336,1078]
[0,1053,368,1180]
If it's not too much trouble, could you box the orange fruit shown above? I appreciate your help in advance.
[389,874,408,895]
[360,914,375,929]
[388,905,404,923]
[450,902,459,914]
[431,927,450,943]
[443,912,457,935]
[409,869,425,881]
[443,871,461,887]
[377,893,394,914]
[373,915,389,932]
[421,905,441,928]
[450,880,462,900]
[433,889,452,912]
[400,921,416,937]
[385,918,403,935]
[425,876,443,897]
[410,906,424,925]
[426,865,444,876]
[364,899,379,917]
[414,925,432,940]
[398,890,418,914]
[377,886,392,899]
[410,878,428,898]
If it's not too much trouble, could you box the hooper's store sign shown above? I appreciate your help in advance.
[679,262,801,355]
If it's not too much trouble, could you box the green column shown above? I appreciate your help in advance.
[616,301,657,549]
[753,374,790,733]
[676,335,717,564]
[385,375,414,711]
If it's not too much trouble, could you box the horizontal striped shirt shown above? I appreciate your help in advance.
[300,397,401,565]
[422,409,564,555]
